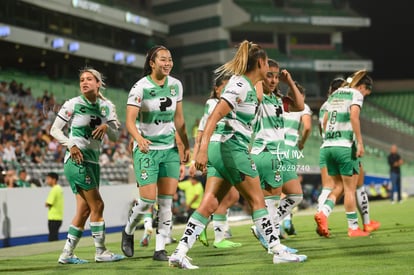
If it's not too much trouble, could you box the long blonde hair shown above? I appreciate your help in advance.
[214,40,267,81]
[344,69,373,89]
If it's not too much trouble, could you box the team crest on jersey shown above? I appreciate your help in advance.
[140,170,148,180]
[85,175,91,185]
[251,160,257,171]
[100,106,109,117]
[274,171,282,182]
[170,86,176,96]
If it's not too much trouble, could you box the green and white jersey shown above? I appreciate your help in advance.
[251,93,285,155]
[198,98,218,131]
[210,75,258,148]
[321,87,363,148]
[127,75,183,150]
[319,100,329,140]
[58,95,119,164]
[284,103,312,148]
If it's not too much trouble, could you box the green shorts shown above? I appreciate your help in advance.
[281,157,298,183]
[207,139,258,185]
[252,151,284,189]
[323,146,359,176]
[319,147,328,169]
[133,147,180,186]
[64,159,100,194]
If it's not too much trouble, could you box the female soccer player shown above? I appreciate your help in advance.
[121,45,190,261]
[315,70,373,237]
[50,67,125,264]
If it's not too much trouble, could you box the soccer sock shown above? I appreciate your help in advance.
[212,214,227,243]
[321,199,335,217]
[62,225,83,255]
[174,211,209,256]
[265,196,280,235]
[356,185,370,224]
[143,212,153,233]
[90,221,106,254]
[224,208,231,237]
[155,195,172,252]
[277,194,303,221]
[252,208,280,251]
[318,188,332,212]
[346,212,359,230]
[125,198,155,235]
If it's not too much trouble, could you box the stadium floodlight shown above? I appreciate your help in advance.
[68,42,80,52]
[125,54,136,64]
[0,26,11,38]
[113,52,124,62]
[51,38,64,49]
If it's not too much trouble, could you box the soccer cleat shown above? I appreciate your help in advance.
[250,225,268,250]
[348,228,370,237]
[363,220,381,232]
[283,220,297,235]
[140,228,153,247]
[58,253,88,264]
[95,250,126,262]
[198,228,209,247]
[169,254,199,269]
[273,250,307,264]
[314,212,330,237]
[153,250,169,261]
[121,230,134,257]
[279,244,298,254]
[213,239,242,249]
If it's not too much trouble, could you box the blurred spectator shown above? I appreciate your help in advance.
[15,169,31,188]
[99,147,113,166]
[0,81,9,95]
[30,143,44,164]
[3,169,17,188]
[2,140,17,164]
[112,145,131,164]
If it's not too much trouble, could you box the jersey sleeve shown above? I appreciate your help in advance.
[106,100,120,123]
[176,79,183,102]
[220,79,246,109]
[127,80,144,108]
[57,99,75,122]
[303,104,313,116]
[351,90,364,108]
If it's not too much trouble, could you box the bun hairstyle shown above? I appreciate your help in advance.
[345,69,373,90]
[142,45,169,77]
